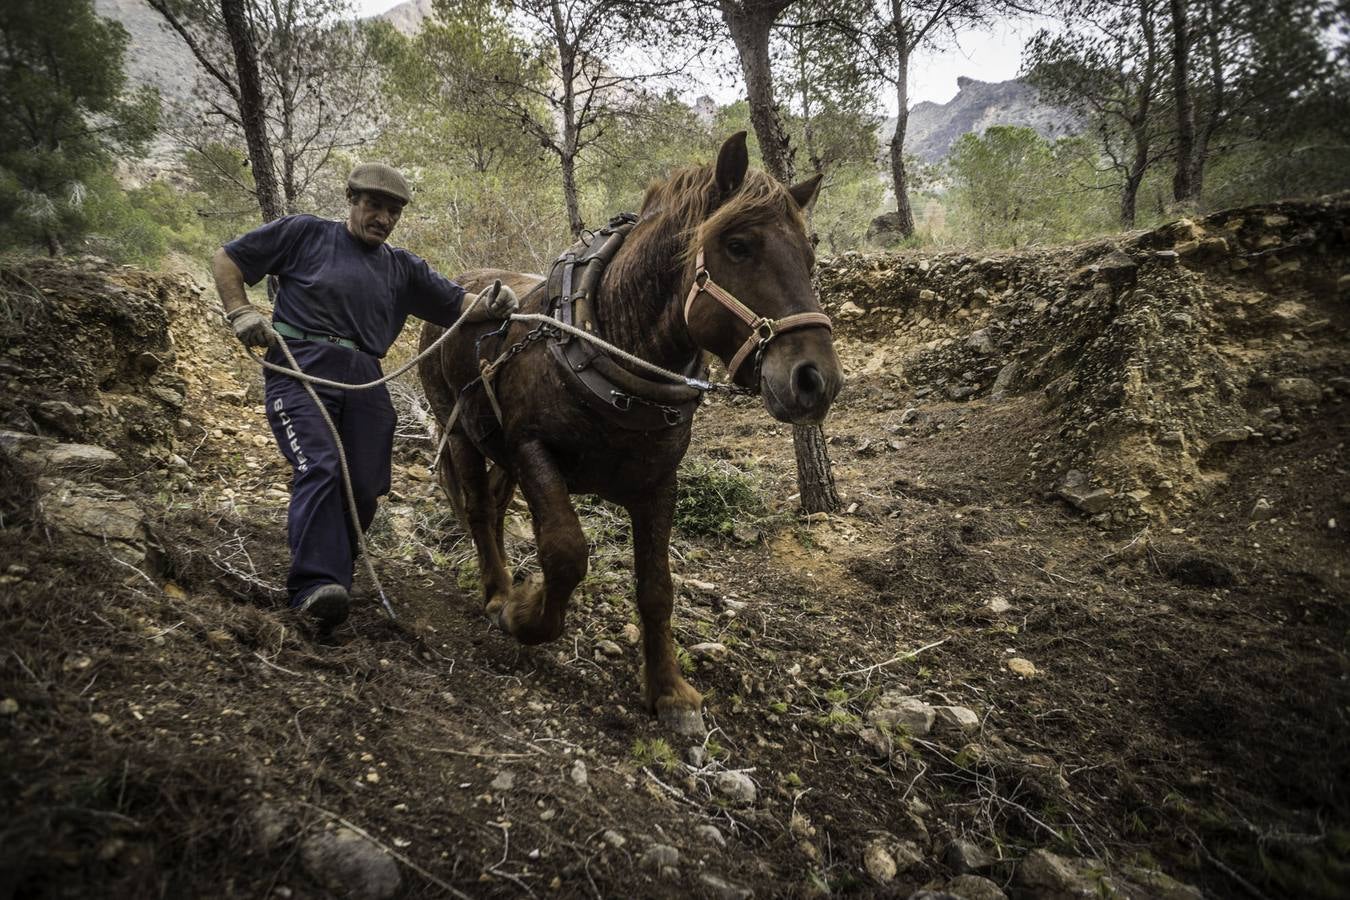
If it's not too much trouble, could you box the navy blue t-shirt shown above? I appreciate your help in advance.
[223,215,464,358]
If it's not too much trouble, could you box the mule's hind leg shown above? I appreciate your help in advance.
[493,439,586,645]
[629,478,704,736]
[445,432,513,610]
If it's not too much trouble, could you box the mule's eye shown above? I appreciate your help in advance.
[725,237,751,261]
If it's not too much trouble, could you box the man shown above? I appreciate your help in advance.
[212,162,516,629]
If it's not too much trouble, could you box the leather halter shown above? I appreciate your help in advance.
[682,248,833,385]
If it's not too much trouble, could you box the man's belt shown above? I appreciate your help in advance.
[273,320,363,353]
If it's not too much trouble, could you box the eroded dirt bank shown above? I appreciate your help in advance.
[1,199,1347,899]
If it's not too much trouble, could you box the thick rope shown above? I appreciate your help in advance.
[254,311,739,395]
[507,313,747,393]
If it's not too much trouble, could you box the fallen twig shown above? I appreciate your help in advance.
[1026,559,1079,585]
[1102,527,1150,562]
[1187,828,1274,900]
[252,651,304,678]
[487,820,536,897]
[642,768,702,808]
[838,637,950,678]
[412,745,534,760]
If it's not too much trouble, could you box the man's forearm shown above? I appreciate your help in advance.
[212,248,252,316]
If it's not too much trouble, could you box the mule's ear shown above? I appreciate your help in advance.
[715,132,749,197]
[789,173,824,211]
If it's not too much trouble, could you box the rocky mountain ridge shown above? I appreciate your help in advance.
[880,76,1083,164]
[94,0,200,110]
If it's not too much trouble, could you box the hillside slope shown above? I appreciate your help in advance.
[1,199,1346,899]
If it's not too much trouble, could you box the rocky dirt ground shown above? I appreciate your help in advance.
[1,198,1347,900]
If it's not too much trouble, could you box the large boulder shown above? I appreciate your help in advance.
[867,211,909,246]
[36,477,147,565]
[1016,849,1200,899]
[868,692,936,736]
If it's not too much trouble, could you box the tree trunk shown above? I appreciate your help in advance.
[1192,0,1225,203]
[888,0,916,237]
[889,82,915,236]
[1191,124,1209,200]
[1120,172,1142,227]
[552,0,584,237]
[281,100,297,214]
[220,0,282,222]
[793,424,840,513]
[720,0,794,182]
[1122,0,1159,228]
[560,150,583,238]
[720,0,837,513]
[1169,0,1197,203]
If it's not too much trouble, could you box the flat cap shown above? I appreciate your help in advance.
[347,162,411,205]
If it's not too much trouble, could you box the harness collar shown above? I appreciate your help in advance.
[682,248,833,385]
[544,213,705,431]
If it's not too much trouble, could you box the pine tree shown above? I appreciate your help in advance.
[0,0,158,253]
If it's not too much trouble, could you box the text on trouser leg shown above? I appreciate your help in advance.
[272,398,310,473]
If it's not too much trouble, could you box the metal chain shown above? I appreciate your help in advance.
[490,321,557,371]
[608,388,689,425]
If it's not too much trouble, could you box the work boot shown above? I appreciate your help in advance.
[295,584,350,628]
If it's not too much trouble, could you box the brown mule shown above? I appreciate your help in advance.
[418,133,844,734]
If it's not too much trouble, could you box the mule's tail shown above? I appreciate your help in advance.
[436,440,471,535]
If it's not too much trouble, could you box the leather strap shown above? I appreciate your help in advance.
[682,248,832,384]
[725,311,832,381]
[559,252,576,327]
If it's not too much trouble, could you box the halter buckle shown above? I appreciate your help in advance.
[753,318,777,343]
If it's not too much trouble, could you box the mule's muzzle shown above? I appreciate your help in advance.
[759,331,843,425]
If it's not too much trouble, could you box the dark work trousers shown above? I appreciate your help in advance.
[263,339,396,606]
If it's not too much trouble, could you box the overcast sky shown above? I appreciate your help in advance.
[353,0,1050,110]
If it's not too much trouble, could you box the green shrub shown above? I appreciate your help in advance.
[673,458,766,539]
[74,172,213,267]
[630,737,680,773]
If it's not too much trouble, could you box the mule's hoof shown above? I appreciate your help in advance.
[485,596,509,633]
[657,704,706,737]
[488,575,562,645]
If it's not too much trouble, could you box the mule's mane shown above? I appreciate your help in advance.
[643,165,806,262]
[597,163,804,364]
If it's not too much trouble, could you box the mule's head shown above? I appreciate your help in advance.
[681,133,844,425]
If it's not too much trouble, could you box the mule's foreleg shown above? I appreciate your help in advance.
[446,432,513,610]
[493,439,586,645]
[629,480,705,736]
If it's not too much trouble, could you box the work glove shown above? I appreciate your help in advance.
[466,280,519,322]
[227,305,280,350]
